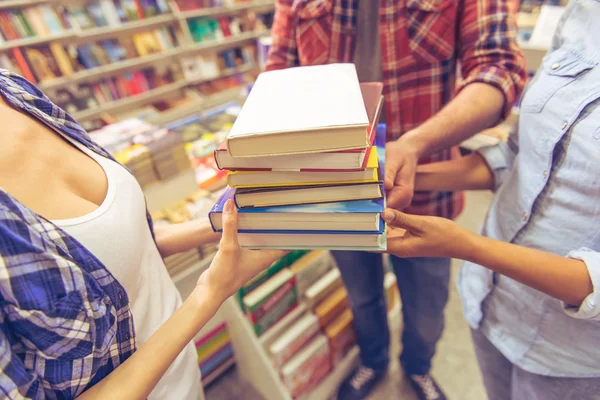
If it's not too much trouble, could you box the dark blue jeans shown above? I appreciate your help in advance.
[332,251,451,375]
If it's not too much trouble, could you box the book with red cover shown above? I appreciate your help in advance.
[214,82,383,171]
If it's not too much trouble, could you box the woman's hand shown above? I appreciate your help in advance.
[195,200,288,304]
[382,208,474,259]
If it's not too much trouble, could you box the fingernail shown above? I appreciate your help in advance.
[383,209,393,221]
[224,199,234,213]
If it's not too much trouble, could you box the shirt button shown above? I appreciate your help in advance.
[551,63,560,70]
[562,121,568,130]
[124,332,130,340]
[543,170,548,178]
[522,212,528,221]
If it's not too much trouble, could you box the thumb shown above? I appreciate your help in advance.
[382,208,421,231]
[384,159,398,191]
[221,200,239,246]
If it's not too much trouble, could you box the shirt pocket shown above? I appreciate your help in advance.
[293,0,333,65]
[520,48,596,114]
[405,0,458,64]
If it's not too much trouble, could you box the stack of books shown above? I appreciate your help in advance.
[208,63,386,250]
[90,118,192,188]
[194,322,235,386]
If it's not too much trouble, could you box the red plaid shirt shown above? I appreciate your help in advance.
[266,0,527,219]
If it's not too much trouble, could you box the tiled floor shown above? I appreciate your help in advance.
[206,191,494,400]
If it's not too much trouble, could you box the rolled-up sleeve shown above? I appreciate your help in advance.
[456,0,528,118]
[265,0,299,71]
[563,248,600,320]
[476,127,518,191]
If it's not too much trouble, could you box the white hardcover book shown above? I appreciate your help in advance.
[100,0,122,26]
[226,63,369,157]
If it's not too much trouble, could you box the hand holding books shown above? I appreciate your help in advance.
[382,208,472,260]
[196,199,288,303]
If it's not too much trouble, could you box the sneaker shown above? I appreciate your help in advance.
[337,365,385,400]
[408,374,447,400]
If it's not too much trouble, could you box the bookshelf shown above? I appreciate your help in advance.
[220,268,401,400]
[39,47,181,90]
[71,79,189,120]
[1,0,275,127]
[73,14,177,42]
[0,0,51,10]
[177,0,274,19]
[180,30,267,56]
[0,31,75,51]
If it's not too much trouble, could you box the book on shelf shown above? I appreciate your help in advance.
[281,334,331,398]
[242,268,298,336]
[225,63,370,157]
[314,286,349,329]
[305,268,343,309]
[269,312,320,369]
[324,308,356,366]
[290,250,332,297]
[236,250,307,310]
[0,6,68,42]
[200,342,234,377]
[209,188,384,233]
[196,330,231,364]
[225,119,385,189]
[259,303,308,351]
[213,81,383,171]
[384,272,399,312]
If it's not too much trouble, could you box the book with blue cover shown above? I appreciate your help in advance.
[209,188,384,234]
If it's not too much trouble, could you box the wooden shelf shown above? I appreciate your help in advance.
[181,30,266,56]
[147,83,246,126]
[40,33,262,91]
[72,80,188,121]
[40,48,182,91]
[0,0,50,9]
[0,31,75,52]
[74,14,177,43]
[178,0,275,19]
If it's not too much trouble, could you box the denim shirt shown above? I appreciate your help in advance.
[458,0,600,377]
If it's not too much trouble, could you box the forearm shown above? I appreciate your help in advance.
[78,290,221,400]
[463,234,593,306]
[155,219,221,258]
[415,153,494,191]
[402,83,505,157]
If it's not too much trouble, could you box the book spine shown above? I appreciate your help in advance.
[49,43,74,76]
[199,343,233,376]
[11,48,36,83]
[196,332,230,363]
[194,322,227,348]
[283,342,331,397]
[330,328,355,365]
[248,277,296,322]
[272,321,320,369]
[252,291,298,336]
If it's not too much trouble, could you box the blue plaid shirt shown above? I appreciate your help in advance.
[0,70,139,399]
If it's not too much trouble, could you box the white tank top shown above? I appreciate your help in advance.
[52,135,200,400]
